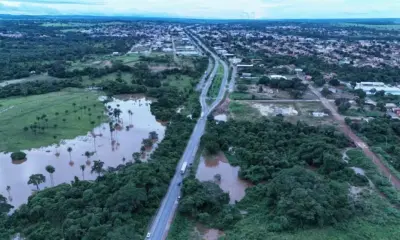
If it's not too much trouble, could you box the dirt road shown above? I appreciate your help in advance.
[309,85,400,190]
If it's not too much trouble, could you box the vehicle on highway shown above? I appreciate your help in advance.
[178,195,181,200]
[180,162,188,175]
[146,232,151,238]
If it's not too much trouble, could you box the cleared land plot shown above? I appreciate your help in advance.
[232,85,317,100]
[68,54,141,71]
[0,88,105,152]
[229,100,336,125]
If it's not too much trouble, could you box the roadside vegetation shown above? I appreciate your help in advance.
[207,64,224,99]
[347,117,400,177]
[169,117,400,239]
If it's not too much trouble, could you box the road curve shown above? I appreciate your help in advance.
[145,30,229,240]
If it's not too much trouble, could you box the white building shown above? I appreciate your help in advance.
[270,75,287,80]
[355,82,400,95]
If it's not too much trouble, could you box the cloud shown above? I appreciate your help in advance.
[3,0,102,5]
[0,0,399,18]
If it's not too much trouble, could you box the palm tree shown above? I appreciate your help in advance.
[84,151,91,161]
[28,174,46,190]
[53,136,60,156]
[6,186,11,201]
[128,110,133,126]
[113,108,122,121]
[122,157,126,163]
[67,147,73,162]
[45,165,55,186]
[149,131,158,141]
[80,165,86,180]
[72,102,76,111]
[91,160,104,177]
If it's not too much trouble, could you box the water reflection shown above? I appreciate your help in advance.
[196,152,250,204]
[0,96,165,207]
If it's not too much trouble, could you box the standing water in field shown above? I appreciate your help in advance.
[0,96,165,208]
[196,152,251,204]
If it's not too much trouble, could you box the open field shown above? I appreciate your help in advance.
[164,74,196,93]
[228,101,262,121]
[68,53,142,71]
[228,100,337,125]
[0,74,61,87]
[207,64,224,99]
[82,72,132,85]
[0,88,106,152]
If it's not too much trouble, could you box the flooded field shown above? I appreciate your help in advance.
[196,152,250,204]
[0,95,165,207]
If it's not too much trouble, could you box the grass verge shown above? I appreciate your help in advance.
[207,64,224,99]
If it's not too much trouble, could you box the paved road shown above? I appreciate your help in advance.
[308,84,400,190]
[146,30,229,240]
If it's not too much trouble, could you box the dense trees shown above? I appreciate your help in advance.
[0,20,136,81]
[179,177,241,229]
[265,167,355,231]
[348,117,400,171]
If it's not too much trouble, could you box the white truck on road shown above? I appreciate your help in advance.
[180,162,188,175]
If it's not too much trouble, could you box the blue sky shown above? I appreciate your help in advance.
[0,0,399,19]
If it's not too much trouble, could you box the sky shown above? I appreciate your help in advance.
[0,0,399,19]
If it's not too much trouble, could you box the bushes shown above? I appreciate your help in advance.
[10,151,26,160]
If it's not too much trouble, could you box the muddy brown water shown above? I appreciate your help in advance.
[195,223,224,240]
[0,96,165,208]
[196,152,251,204]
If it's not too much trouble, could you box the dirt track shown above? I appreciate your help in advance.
[309,85,400,190]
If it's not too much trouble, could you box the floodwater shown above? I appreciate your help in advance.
[0,95,165,208]
[195,223,224,240]
[196,152,250,204]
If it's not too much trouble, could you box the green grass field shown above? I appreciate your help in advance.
[0,74,60,87]
[207,65,224,99]
[164,74,196,93]
[83,72,132,86]
[228,101,261,121]
[0,88,106,152]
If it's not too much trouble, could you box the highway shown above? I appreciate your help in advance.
[146,30,229,240]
